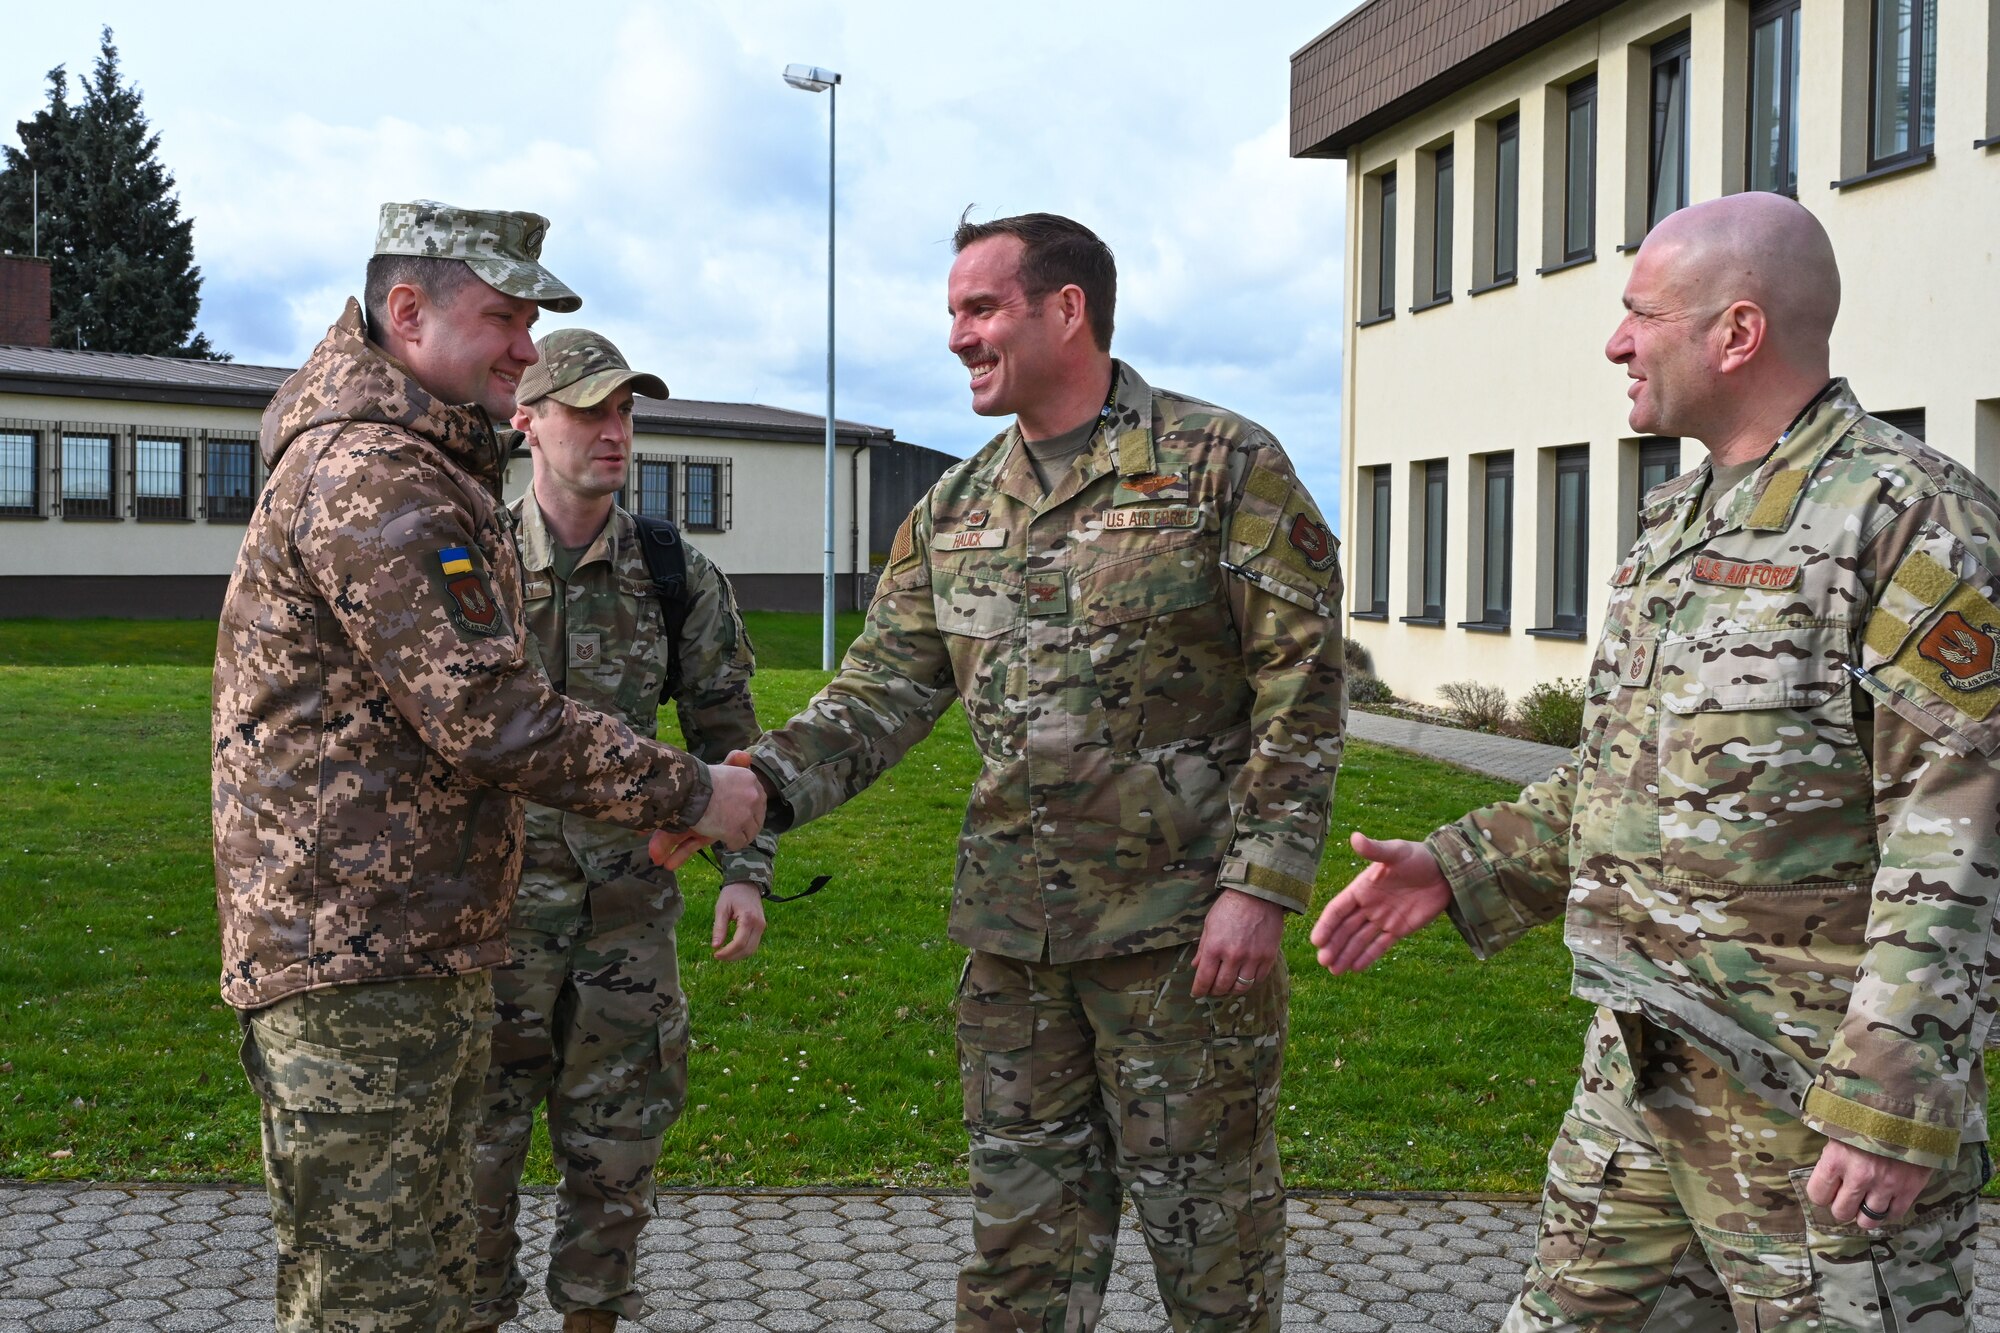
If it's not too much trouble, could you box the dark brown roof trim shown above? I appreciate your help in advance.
[1291,0,1622,161]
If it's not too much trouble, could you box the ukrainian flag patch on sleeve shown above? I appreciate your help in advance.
[436,545,504,638]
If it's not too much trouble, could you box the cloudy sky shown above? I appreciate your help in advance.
[3,1,1359,509]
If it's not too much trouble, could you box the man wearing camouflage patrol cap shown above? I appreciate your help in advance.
[214,202,767,1333]
[1316,192,2000,1331]
[466,328,776,1333]
[682,212,1347,1331]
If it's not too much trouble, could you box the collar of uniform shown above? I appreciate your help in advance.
[510,489,620,575]
[1104,360,1158,478]
[1730,378,1859,534]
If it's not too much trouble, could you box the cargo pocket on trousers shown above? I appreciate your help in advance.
[1786,1163,1978,1330]
[645,1001,691,1139]
[956,999,1034,1130]
[1534,1116,1619,1272]
[245,1026,408,1252]
[1112,1040,1218,1160]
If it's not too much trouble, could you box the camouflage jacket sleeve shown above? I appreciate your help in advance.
[1423,758,1581,959]
[294,427,711,832]
[1216,436,1347,914]
[747,502,956,829]
[1802,493,2000,1168]
[672,544,776,889]
[748,504,956,824]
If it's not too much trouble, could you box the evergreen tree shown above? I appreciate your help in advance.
[0,28,225,359]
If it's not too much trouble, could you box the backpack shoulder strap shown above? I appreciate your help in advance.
[631,514,692,700]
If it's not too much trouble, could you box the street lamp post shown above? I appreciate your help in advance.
[783,63,843,671]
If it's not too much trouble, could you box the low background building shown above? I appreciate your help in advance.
[1292,0,1999,707]
[0,318,934,618]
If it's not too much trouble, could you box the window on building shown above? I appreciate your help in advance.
[1479,454,1514,626]
[1649,34,1691,229]
[1414,460,1447,620]
[206,438,256,521]
[1637,437,1683,516]
[1429,146,1454,304]
[1875,407,1926,440]
[1367,466,1391,616]
[0,431,38,516]
[1494,114,1520,283]
[136,436,186,520]
[1749,1,1802,194]
[1871,0,1937,166]
[1564,76,1598,262]
[636,457,676,521]
[62,433,115,519]
[685,462,720,530]
[1374,170,1397,319]
[1550,446,1590,635]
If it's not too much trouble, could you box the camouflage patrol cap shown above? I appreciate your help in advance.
[374,200,582,313]
[516,327,669,408]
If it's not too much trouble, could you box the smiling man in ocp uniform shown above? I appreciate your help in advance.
[702,212,1347,1331]
[1315,193,2000,1332]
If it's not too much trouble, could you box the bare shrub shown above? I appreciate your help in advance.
[1438,680,1509,733]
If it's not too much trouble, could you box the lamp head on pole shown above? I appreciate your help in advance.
[783,64,842,92]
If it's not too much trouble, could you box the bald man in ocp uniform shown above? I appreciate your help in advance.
[1313,193,2000,1331]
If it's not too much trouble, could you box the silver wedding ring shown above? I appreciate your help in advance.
[1235,975,1256,987]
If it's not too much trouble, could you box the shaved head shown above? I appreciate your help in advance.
[1607,193,1841,460]
[1641,193,1839,363]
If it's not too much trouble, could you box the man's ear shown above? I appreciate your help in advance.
[383,282,426,346]
[511,403,536,438]
[1059,284,1090,342]
[1715,300,1769,375]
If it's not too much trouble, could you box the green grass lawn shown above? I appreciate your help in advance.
[0,615,1586,1190]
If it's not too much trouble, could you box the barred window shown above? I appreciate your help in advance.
[0,431,37,516]
[685,463,720,529]
[136,437,187,519]
[206,438,256,521]
[635,458,675,521]
[62,434,116,518]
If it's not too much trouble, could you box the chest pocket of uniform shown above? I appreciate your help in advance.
[615,576,669,714]
[1074,535,1236,753]
[1654,623,1875,888]
[933,561,1023,745]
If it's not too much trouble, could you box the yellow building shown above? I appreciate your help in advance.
[1291,0,2000,704]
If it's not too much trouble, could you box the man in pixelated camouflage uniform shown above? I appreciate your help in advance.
[1314,193,1997,1331]
[726,213,1345,1331]
[213,201,766,1333]
[467,329,776,1333]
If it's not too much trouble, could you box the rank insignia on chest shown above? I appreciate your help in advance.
[938,528,1007,551]
[569,632,602,668]
[1288,514,1337,570]
[1113,472,1190,504]
[1622,636,1658,687]
[1102,506,1202,531]
[1690,554,1801,590]
[523,576,554,600]
[437,546,503,638]
[1917,612,2000,691]
[1024,576,1068,616]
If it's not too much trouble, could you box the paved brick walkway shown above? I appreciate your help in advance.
[1349,710,1570,788]
[2,1184,1998,1330]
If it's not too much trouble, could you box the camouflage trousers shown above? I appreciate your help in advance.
[955,941,1288,1333]
[1507,1007,1985,1332]
[238,972,495,1333]
[470,904,688,1324]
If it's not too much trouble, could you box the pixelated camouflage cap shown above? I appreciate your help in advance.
[374,199,582,313]
[516,327,669,409]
